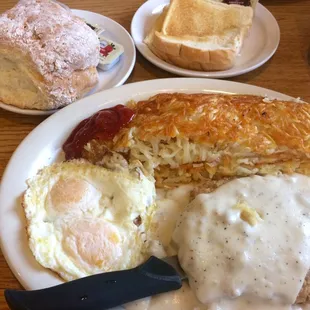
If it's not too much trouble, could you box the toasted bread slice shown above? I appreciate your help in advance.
[144,0,254,71]
[144,7,234,71]
[161,0,253,39]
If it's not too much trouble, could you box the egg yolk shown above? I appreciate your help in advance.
[63,219,123,270]
[49,177,100,214]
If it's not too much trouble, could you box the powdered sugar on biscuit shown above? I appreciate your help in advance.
[0,0,99,109]
[0,0,99,79]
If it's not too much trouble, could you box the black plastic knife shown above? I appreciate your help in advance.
[5,256,186,310]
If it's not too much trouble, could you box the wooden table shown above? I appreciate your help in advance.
[0,0,309,308]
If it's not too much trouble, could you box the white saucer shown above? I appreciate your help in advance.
[0,9,136,116]
[131,0,280,79]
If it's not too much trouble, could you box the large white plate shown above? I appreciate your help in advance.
[0,78,294,292]
[131,0,280,78]
[0,9,136,116]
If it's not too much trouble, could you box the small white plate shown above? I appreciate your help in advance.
[0,78,296,292]
[131,0,280,78]
[0,9,136,116]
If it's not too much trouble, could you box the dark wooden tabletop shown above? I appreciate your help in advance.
[0,0,310,309]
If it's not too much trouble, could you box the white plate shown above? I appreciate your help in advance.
[0,9,136,116]
[0,78,295,292]
[131,0,280,78]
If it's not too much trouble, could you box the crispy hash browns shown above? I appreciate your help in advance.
[82,93,310,187]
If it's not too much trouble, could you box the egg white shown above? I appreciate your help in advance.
[23,160,156,280]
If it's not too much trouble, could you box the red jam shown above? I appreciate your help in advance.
[63,105,135,160]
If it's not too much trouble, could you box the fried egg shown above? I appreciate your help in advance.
[23,160,156,281]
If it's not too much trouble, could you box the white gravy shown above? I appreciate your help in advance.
[125,284,310,310]
[125,175,310,310]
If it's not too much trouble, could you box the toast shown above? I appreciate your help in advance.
[144,0,254,71]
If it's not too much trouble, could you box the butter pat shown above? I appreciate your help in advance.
[98,36,124,71]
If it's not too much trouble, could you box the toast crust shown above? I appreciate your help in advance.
[151,32,237,70]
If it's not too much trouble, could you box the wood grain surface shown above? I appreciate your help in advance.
[0,0,310,309]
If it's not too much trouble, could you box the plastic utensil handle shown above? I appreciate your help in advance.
[5,256,182,310]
